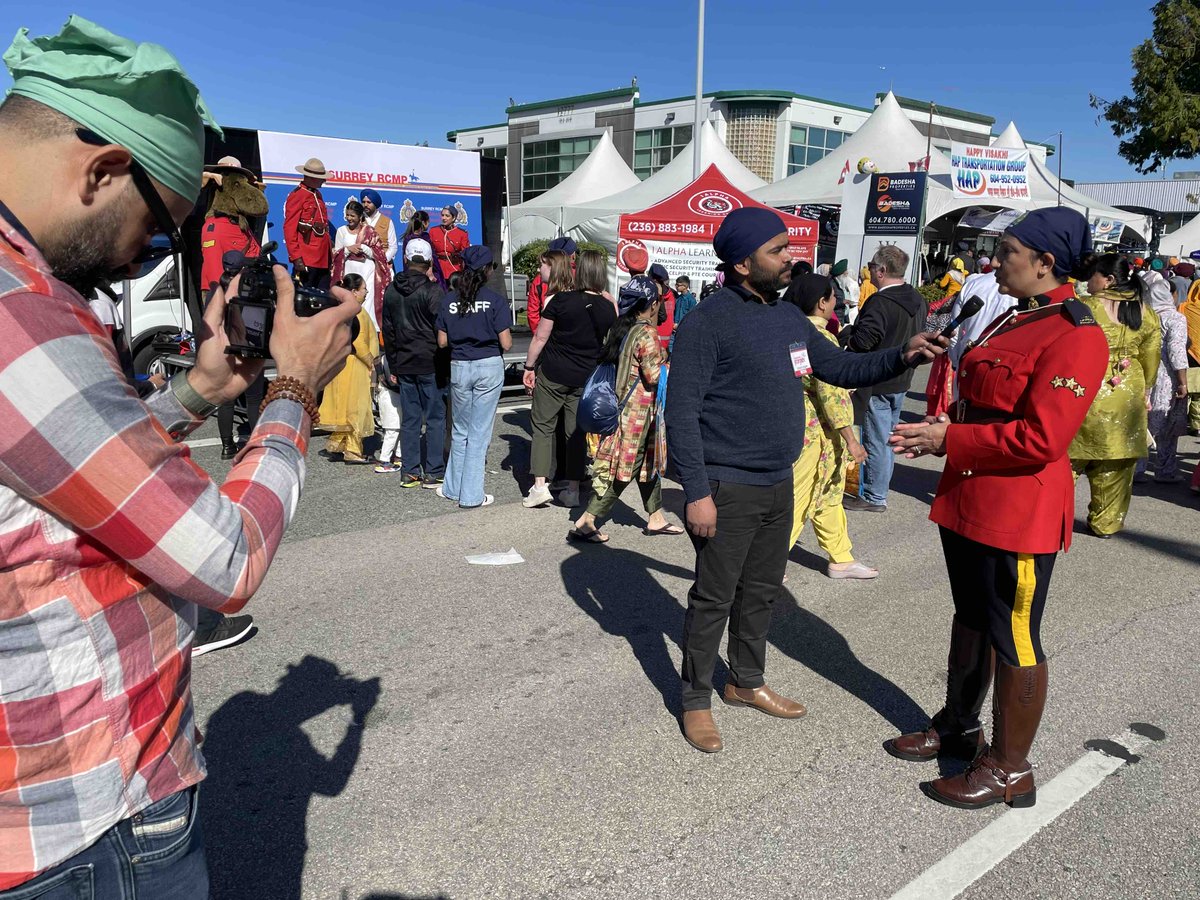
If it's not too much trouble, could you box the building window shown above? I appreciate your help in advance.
[786,125,851,175]
[521,136,600,199]
[633,125,693,180]
[481,146,507,160]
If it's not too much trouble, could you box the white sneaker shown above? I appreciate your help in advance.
[436,485,453,500]
[462,494,495,508]
[558,488,581,508]
[523,485,553,508]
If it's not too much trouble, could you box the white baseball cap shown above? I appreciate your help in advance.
[405,238,433,263]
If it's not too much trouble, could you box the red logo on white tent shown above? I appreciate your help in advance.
[837,159,851,185]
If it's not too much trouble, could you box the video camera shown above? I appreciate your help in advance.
[224,242,358,359]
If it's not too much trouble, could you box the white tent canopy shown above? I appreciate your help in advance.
[923,122,1150,240]
[750,92,929,208]
[560,120,763,232]
[749,92,1149,240]
[506,130,639,248]
[1160,214,1200,257]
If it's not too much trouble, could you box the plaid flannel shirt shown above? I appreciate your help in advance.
[0,206,309,890]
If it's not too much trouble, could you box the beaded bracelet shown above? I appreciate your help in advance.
[260,376,320,425]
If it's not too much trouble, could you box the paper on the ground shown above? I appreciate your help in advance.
[465,547,525,566]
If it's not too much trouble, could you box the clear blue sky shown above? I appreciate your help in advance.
[0,2,1182,183]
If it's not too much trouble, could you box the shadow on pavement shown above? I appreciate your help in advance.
[560,546,704,716]
[885,459,943,506]
[351,892,450,899]
[202,656,381,899]
[769,592,928,736]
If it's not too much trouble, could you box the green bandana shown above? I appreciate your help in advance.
[3,15,219,201]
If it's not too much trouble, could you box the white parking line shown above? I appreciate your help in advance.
[888,725,1164,900]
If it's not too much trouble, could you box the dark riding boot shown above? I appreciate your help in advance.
[884,616,992,762]
[921,659,1047,809]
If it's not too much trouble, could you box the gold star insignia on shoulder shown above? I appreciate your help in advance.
[1051,375,1086,397]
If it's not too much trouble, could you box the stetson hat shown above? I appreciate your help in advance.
[295,157,328,180]
[203,155,255,179]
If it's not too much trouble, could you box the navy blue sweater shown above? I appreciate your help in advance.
[666,284,910,504]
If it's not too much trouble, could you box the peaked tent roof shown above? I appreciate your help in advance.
[1160,214,1200,257]
[750,92,931,208]
[560,120,764,231]
[924,121,1150,239]
[507,130,641,247]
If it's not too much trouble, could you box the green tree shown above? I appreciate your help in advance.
[1091,0,1200,174]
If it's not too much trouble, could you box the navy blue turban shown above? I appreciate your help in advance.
[548,236,577,255]
[713,207,787,268]
[461,244,493,271]
[1006,208,1093,277]
[360,189,382,208]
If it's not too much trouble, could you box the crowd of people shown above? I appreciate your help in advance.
[2,16,1199,897]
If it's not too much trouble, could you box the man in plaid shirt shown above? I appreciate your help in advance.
[0,17,358,897]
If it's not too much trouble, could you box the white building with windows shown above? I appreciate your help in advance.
[448,85,1045,205]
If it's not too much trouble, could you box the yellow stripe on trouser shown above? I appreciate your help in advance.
[1011,554,1038,666]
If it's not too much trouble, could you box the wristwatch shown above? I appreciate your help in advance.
[170,371,219,418]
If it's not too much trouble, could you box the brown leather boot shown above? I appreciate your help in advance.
[884,617,993,762]
[722,684,807,719]
[682,709,723,753]
[921,660,1047,809]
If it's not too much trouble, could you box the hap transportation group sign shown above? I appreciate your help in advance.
[864,172,926,236]
[951,142,1031,202]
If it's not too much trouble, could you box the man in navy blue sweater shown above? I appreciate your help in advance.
[666,208,946,753]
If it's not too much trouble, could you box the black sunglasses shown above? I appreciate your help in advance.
[75,128,186,268]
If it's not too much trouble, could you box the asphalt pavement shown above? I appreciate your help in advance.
[186,397,1200,900]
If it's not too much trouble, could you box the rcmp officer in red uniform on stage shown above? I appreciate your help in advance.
[885,207,1109,810]
[284,156,332,289]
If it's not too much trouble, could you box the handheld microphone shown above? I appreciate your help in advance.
[938,295,984,338]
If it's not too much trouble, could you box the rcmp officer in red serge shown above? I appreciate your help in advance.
[284,156,332,289]
[886,208,1109,809]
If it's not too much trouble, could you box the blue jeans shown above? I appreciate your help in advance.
[397,373,447,478]
[444,356,504,507]
[860,391,905,506]
[0,788,207,899]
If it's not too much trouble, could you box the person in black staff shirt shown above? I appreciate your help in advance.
[666,207,948,753]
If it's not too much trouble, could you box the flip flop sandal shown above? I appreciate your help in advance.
[567,528,609,544]
[643,523,685,536]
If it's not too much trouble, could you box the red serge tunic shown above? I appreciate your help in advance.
[282,184,331,268]
[930,282,1109,554]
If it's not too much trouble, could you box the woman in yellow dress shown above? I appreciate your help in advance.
[1069,254,1160,537]
[857,265,877,309]
[319,273,380,463]
[782,274,876,579]
[937,257,967,298]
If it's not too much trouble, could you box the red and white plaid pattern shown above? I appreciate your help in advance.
[0,208,310,890]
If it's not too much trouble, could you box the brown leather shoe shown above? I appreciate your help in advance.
[722,684,807,719]
[883,616,993,763]
[682,709,723,753]
[921,660,1047,809]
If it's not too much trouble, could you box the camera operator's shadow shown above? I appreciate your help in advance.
[202,655,381,900]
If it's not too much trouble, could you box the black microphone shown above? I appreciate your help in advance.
[938,295,985,338]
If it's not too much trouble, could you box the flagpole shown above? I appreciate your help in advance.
[692,0,705,179]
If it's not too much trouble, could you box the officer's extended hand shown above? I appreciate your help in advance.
[889,415,949,459]
[902,331,950,367]
[686,496,718,538]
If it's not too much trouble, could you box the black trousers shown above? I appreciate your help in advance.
[216,374,266,446]
[294,264,330,291]
[681,478,793,710]
[939,527,1056,667]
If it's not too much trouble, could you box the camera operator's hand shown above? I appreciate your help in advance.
[902,331,950,367]
[187,278,268,406]
[269,265,358,395]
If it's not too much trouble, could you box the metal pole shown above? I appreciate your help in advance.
[504,155,516,328]
[1056,131,1063,207]
[925,101,934,169]
[692,0,705,179]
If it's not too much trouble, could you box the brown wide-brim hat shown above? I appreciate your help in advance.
[295,157,328,180]
[203,155,256,179]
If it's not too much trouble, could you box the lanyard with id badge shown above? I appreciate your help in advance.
[789,342,813,377]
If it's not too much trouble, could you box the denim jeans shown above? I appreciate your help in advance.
[0,787,207,899]
[444,356,504,507]
[860,391,905,506]
[397,373,447,478]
